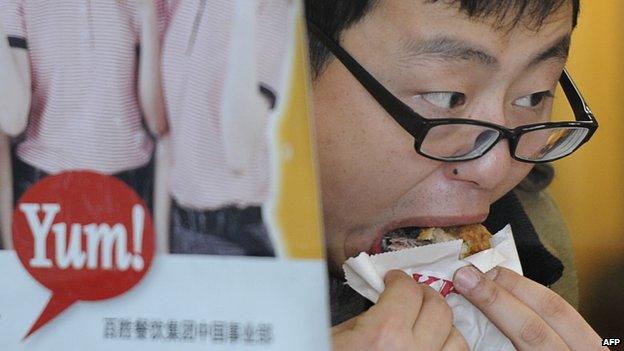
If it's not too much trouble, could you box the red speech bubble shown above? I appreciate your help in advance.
[12,171,155,339]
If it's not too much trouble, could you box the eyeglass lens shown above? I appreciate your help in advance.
[515,127,589,161]
[420,123,588,162]
[420,124,500,160]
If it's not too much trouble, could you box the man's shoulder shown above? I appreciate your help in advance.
[514,188,579,308]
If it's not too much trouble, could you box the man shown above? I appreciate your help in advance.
[305,0,605,349]
[0,3,29,250]
[160,0,290,256]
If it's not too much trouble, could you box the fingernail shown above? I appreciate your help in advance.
[384,269,408,283]
[485,267,499,280]
[455,266,481,291]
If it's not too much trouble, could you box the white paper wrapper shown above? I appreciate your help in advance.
[344,224,521,351]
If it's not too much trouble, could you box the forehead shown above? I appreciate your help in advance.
[370,0,573,31]
[361,1,573,64]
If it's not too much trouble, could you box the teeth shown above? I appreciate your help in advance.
[385,227,422,239]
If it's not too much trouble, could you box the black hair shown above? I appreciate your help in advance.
[305,0,580,78]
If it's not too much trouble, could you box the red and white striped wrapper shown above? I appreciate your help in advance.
[344,225,521,351]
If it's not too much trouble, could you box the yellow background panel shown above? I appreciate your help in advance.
[273,15,325,259]
[550,1,624,335]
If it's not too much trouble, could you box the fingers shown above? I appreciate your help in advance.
[331,317,367,351]
[441,327,470,351]
[340,270,435,351]
[412,284,454,349]
[360,270,425,329]
[347,270,457,350]
[488,267,605,351]
[331,315,358,335]
[453,266,569,351]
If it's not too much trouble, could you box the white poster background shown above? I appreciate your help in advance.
[0,251,331,350]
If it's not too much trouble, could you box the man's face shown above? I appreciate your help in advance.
[311,0,573,274]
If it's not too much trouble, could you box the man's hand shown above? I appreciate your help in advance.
[453,266,608,351]
[333,270,469,351]
[151,115,169,137]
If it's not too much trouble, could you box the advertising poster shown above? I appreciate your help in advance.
[0,1,331,350]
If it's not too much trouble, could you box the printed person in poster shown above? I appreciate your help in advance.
[0,129,11,250]
[305,0,606,349]
[159,0,291,256]
[0,5,27,250]
[0,0,168,250]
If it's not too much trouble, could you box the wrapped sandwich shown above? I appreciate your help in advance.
[345,224,521,350]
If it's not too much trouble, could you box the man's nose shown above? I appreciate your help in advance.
[449,138,513,190]
[448,102,514,190]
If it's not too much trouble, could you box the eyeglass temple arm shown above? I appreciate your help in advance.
[307,21,424,135]
[559,69,596,124]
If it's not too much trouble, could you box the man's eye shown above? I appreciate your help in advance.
[418,92,466,109]
[514,91,554,108]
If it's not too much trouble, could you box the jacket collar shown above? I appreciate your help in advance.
[484,190,563,287]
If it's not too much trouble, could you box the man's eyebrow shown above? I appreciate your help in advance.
[528,34,571,67]
[397,36,499,68]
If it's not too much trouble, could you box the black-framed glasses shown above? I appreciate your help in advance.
[308,22,598,163]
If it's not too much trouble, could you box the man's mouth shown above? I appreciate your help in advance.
[368,215,489,255]
[374,227,426,253]
[369,226,442,254]
[368,212,488,255]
